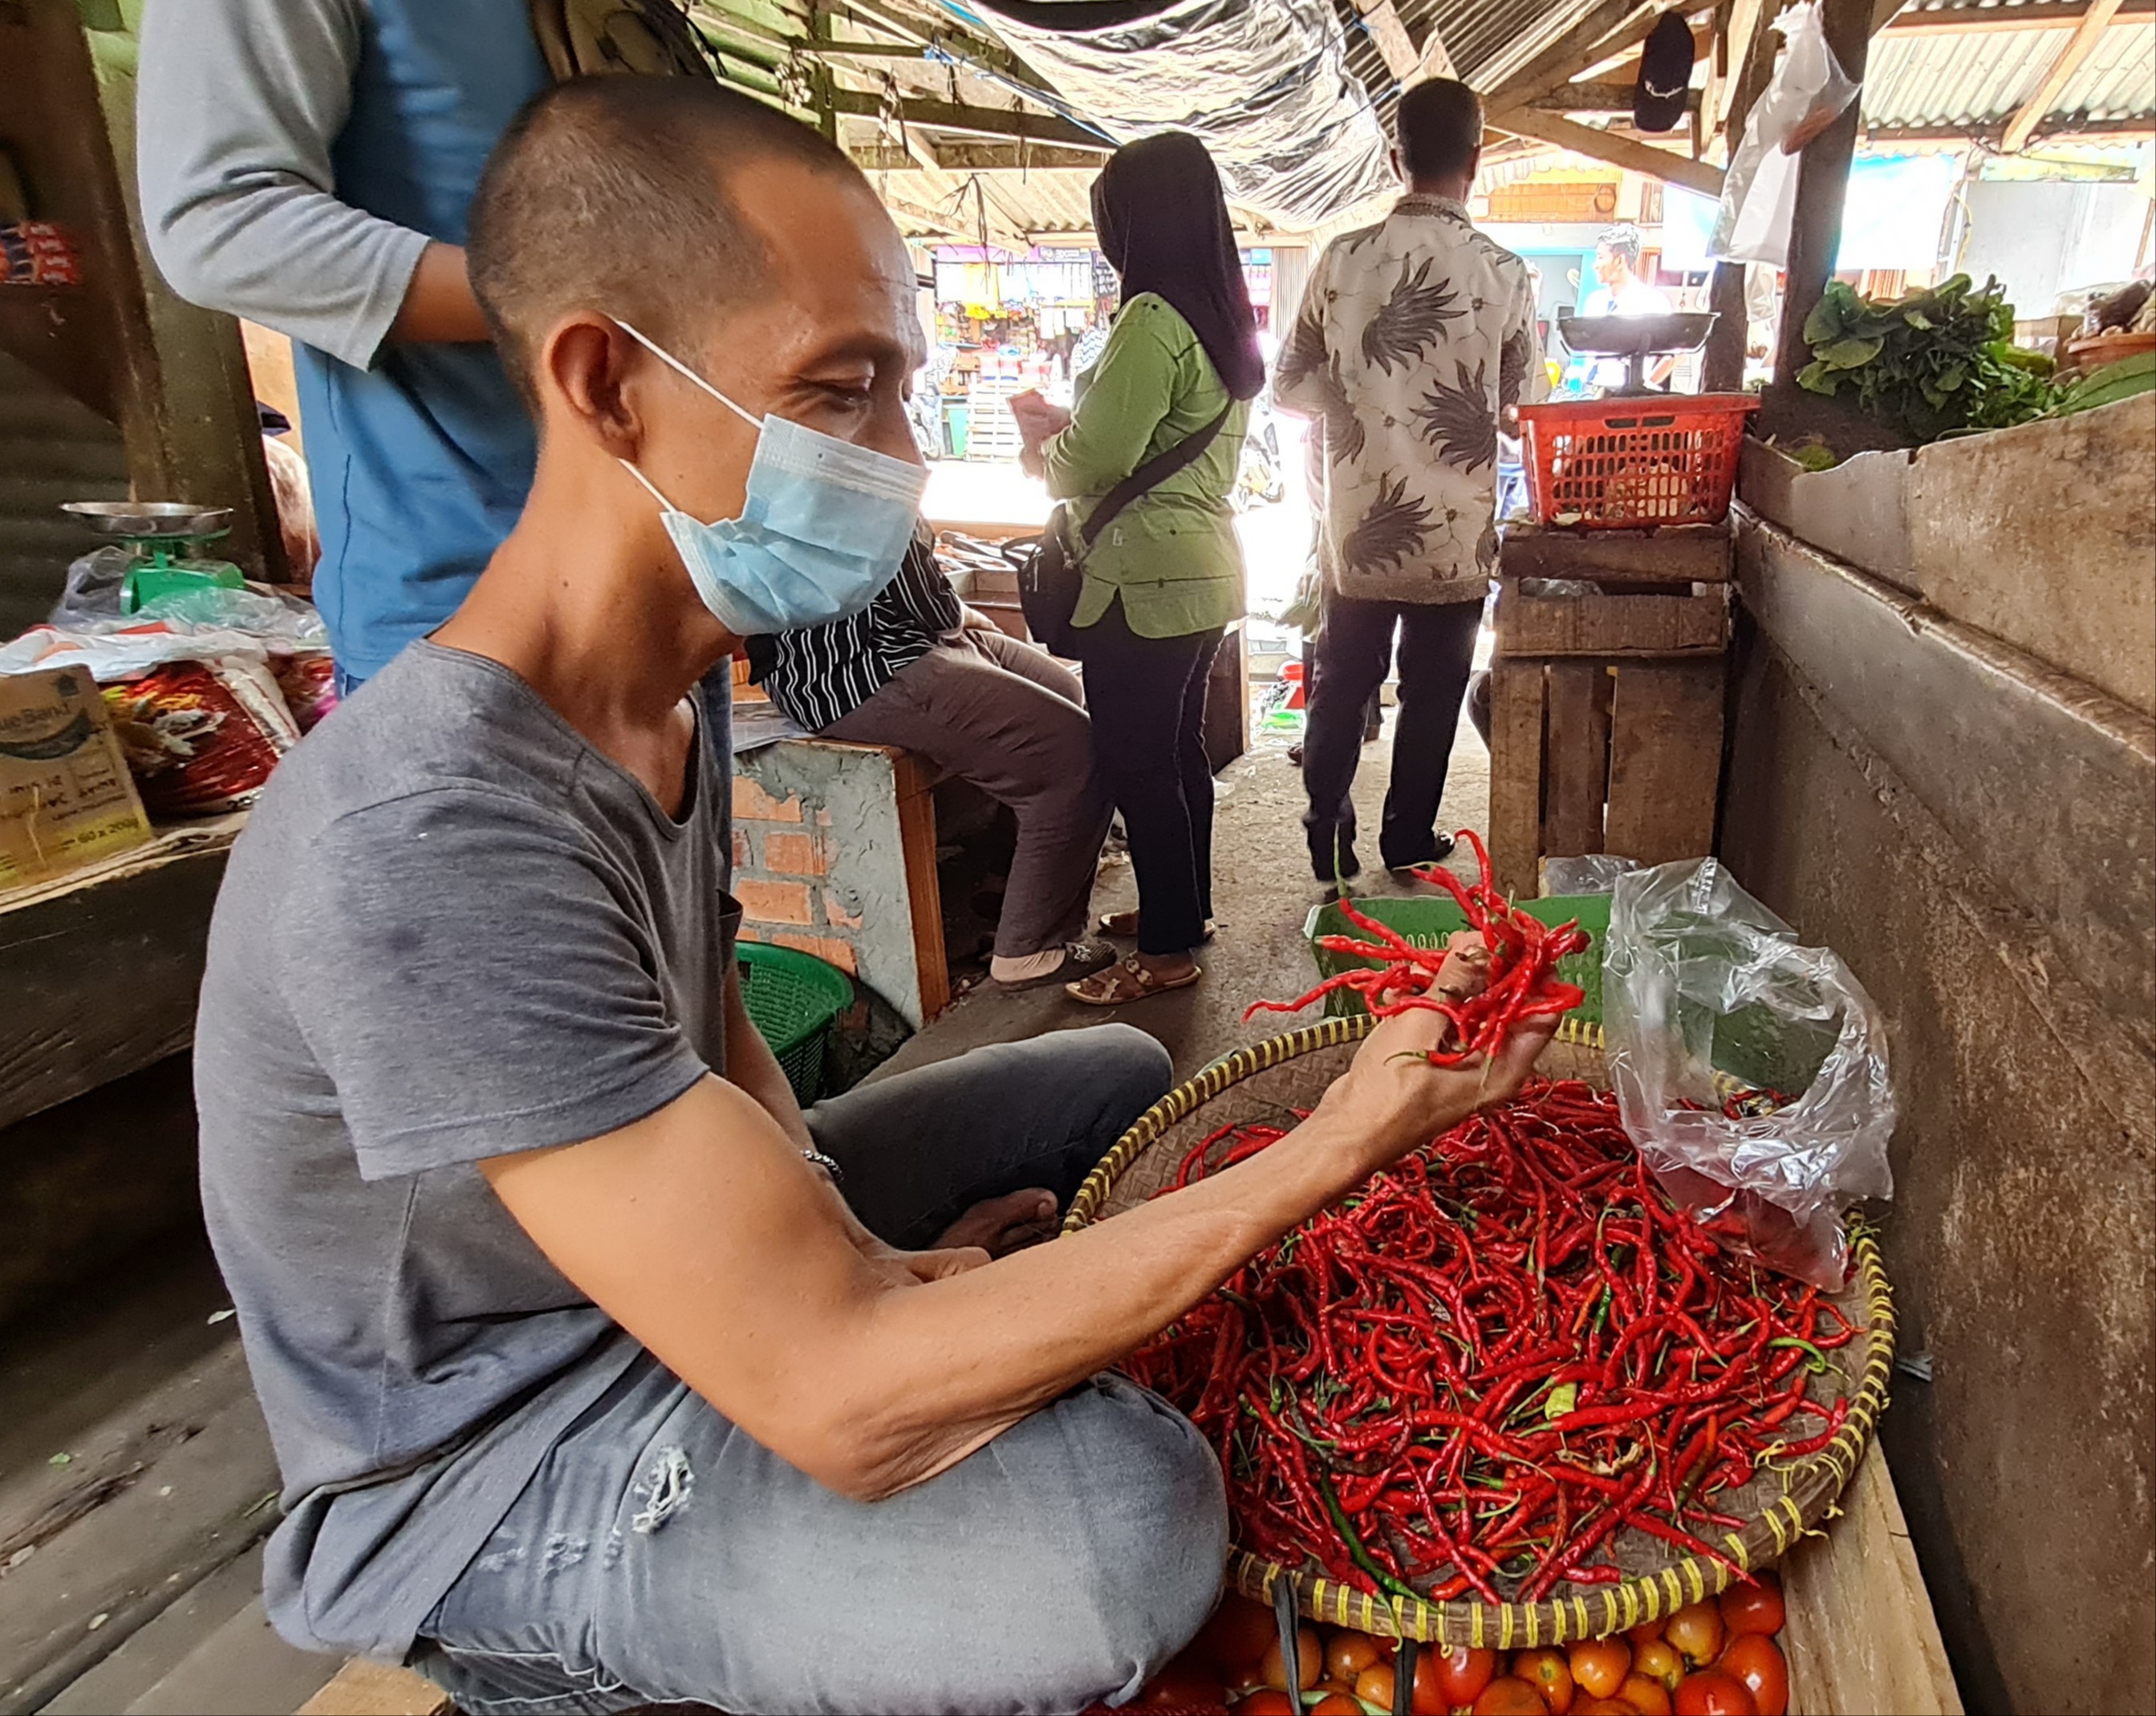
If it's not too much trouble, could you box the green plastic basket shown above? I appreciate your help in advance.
[737,940,855,1105]
[1302,893,1613,1027]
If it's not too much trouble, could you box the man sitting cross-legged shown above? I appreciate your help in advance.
[193,76,1553,1716]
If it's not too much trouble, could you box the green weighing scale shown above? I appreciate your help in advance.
[61,501,246,614]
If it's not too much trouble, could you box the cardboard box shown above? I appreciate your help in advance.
[0,667,155,893]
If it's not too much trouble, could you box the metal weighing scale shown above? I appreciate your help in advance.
[60,501,246,615]
[1557,310,1720,396]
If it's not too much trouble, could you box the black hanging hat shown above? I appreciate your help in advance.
[1634,10,1696,135]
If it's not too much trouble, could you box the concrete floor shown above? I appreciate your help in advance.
[881,698,1493,1085]
[0,685,1491,1716]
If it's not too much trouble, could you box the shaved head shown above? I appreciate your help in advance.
[468,78,866,405]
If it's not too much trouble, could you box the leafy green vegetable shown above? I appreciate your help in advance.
[2048,351,2156,418]
[1799,274,2053,443]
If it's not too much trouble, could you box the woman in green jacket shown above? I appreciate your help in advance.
[1035,133,1261,1004]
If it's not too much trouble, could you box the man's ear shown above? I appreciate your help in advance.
[538,314,646,460]
[1388,146,1403,185]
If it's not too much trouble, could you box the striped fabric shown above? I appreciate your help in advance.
[745,532,963,732]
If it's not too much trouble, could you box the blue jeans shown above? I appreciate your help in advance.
[410,1025,1228,1716]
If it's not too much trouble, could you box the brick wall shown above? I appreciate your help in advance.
[730,773,865,976]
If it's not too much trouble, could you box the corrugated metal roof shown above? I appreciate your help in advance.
[1863,20,2156,132]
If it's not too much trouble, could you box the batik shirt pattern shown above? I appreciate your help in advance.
[1275,197,1542,606]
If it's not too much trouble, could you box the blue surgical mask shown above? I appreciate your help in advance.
[614,318,928,637]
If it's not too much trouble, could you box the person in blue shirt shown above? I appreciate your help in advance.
[136,0,550,691]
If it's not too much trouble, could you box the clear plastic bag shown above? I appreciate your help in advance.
[1707,2,1861,268]
[1605,858,1894,1288]
[1540,854,1642,898]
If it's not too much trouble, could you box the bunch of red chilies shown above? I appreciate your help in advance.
[1243,832,1589,1066]
[1122,1087,1858,1605]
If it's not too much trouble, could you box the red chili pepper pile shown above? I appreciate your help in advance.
[1123,1081,1858,1606]
[1243,832,1589,1068]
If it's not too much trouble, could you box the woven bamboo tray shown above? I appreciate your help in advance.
[1063,1014,1895,1651]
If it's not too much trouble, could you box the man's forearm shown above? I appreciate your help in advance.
[390,242,492,345]
[820,1097,1455,1497]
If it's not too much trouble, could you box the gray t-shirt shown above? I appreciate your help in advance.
[194,641,737,1657]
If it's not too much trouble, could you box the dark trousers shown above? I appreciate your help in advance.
[1075,598,1223,956]
[1301,594,1482,872]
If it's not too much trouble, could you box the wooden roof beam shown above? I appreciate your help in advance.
[1882,0,2150,31]
[1480,0,1655,116]
[1533,80,1702,111]
[1488,108,1728,197]
[2003,0,2125,149]
[1352,0,1457,84]
[824,87,1112,150]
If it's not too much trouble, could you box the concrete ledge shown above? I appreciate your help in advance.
[1736,513,2155,1036]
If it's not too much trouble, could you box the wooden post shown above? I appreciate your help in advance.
[1773,0,1874,385]
[1701,0,1783,391]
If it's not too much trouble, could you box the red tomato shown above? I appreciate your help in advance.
[1231,1693,1299,1715]
[1569,1639,1631,1700]
[1633,1641,1683,1693]
[1575,1701,1638,1715]
[1476,1678,1558,1716]
[1671,1669,1758,1716]
[1717,1574,1786,1640]
[1664,1601,1726,1668]
[1626,1621,1666,1649]
[1430,1645,1499,1710]
[1327,1630,1385,1684]
[1620,1672,1675,1716]
[1141,1653,1228,1708]
[1260,1625,1322,1692]
[1717,1635,1789,1716]
[1199,1596,1285,1676]
[1311,1698,1364,1714]
[1354,1662,1397,1710]
[1513,1647,1575,1714]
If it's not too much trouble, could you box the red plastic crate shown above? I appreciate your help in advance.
[1519,393,1757,529]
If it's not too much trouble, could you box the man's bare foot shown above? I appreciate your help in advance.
[934,1188,1060,1256]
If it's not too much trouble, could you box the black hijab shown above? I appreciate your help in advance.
[1091,133,1265,402]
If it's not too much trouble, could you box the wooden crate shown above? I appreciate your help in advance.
[1488,655,1724,899]
[1488,521,1735,899]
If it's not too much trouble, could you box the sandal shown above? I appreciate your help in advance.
[990,939,1117,989]
[1097,910,1217,943]
[1066,953,1201,1006]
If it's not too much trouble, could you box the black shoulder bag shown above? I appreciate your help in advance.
[1013,406,1232,657]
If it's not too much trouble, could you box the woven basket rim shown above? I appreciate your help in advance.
[1062,1014,1894,1649]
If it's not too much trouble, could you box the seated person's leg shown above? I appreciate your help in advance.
[806,1023,1171,1251]
[420,1357,1224,1716]
[824,639,1111,972]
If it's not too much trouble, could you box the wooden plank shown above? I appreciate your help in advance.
[1782,1441,1965,1715]
[1486,661,1547,901]
[1486,108,1728,200]
[1882,0,2148,32]
[1540,661,1608,858]
[1497,581,1732,658]
[1480,0,1650,118]
[0,816,242,1132]
[297,1661,454,1716]
[1501,521,1734,584]
[1603,659,1724,862]
[824,88,1109,152]
[2001,0,2123,151]
[893,750,951,1020]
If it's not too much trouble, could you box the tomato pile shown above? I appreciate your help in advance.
[1244,832,1587,1069]
[1131,1573,1792,1714]
[1122,1085,1857,1603]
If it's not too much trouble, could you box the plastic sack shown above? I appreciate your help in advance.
[1708,2,1861,267]
[102,657,300,816]
[1604,858,1894,1288]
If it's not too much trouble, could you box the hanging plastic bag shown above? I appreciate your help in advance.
[1604,858,1894,1289]
[1708,2,1861,268]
